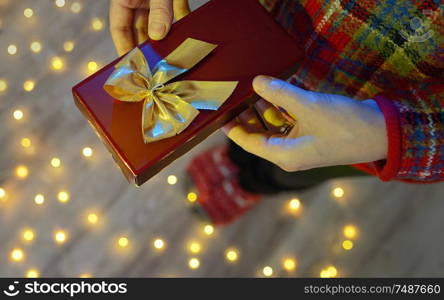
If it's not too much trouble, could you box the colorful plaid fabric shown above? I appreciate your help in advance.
[260,0,444,182]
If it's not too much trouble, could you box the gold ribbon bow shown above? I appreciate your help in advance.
[104,38,238,143]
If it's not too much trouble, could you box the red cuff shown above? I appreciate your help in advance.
[368,95,402,181]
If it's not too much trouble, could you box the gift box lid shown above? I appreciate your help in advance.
[73,0,304,186]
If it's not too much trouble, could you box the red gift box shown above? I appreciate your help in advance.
[73,0,303,186]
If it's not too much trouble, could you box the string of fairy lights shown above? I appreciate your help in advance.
[0,0,360,278]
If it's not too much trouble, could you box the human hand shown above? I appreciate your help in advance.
[110,0,190,56]
[223,76,388,172]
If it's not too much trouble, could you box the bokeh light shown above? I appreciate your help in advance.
[51,157,61,168]
[30,41,42,53]
[203,225,214,236]
[26,269,40,278]
[7,44,17,55]
[87,212,99,225]
[57,190,70,203]
[342,240,354,250]
[63,41,75,52]
[282,258,297,272]
[262,266,273,277]
[188,258,200,269]
[225,248,239,262]
[333,187,344,198]
[51,56,64,71]
[82,147,93,157]
[118,236,129,248]
[10,248,25,262]
[13,109,24,120]
[54,230,68,244]
[167,175,177,185]
[15,165,29,179]
[0,79,7,92]
[91,18,104,31]
[22,228,35,242]
[55,0,66,8]
[343,225,358,239]
[24,8,34,18]
[23,80,35,92]
[153,238,165,250]
[34,194,45,205]
[70,2,82,13]
[21,137,32,148]
[187,192,197,203]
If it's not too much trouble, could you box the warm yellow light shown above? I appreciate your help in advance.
[30,41,42,53]
[118,236,129,248]
[343,225,358,239]
[225,248,239,262]
[10,248,25,262]
[283,258,297,272]
[188,258,200,269]
[82,147,93,157]
[24,8,34,18]
[21,138,32,148]
[187,192,197,203]
[0,79,7,92]
[15,165,28,179]
[13,109,24,120]
[51,56,64,70]
[262,266,273,277]
[333,187,344,198]
[57,190,70,203]
[91,18,104,31]
[87,213,99,224]
[342,240,354,250]
[320,266,338,278]
[23,80,35,92]
[0,187,6,200]
[288,198,301,211]
[87,61,98,72]
[203,224,214,236]
[70,2,82,13]
[79,273,92,278]
[22,228,35,242]
[63,41,75,52]
[189,242,201,254]
[34,194,45,205]
[55,0,66,8]
[51,157,61,168]
[167,175,177,185]
[327,266,338,277]
[7,44,17,55]
[153,238,165,250]
[26,269,39,278]
[54,230,67,244]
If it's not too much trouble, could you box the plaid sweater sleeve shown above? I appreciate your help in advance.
[261,0,444,183]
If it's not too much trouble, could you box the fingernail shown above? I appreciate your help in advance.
[263,108,285,127]
[253,75,273,93]
[149,22,166,40]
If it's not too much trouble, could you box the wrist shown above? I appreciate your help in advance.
[362,99,388,161]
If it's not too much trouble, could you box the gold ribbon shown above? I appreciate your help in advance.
[104,38,238,143]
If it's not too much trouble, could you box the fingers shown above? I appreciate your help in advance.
[253,75,311,117]
[110,0,136,56]
[225,121,276,161]
[134,8,149,45]
[149,0,174,40]
[173,0,191,20]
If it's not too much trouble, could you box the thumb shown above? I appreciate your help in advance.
[253,75,310,117]
[149,0,173,40]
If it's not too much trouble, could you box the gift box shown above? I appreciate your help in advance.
[73,0,303,186]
